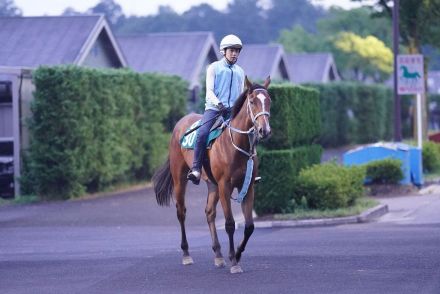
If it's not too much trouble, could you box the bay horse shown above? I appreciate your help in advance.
[153,76,271,274]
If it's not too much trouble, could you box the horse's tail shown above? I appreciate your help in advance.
[152,157,174,206]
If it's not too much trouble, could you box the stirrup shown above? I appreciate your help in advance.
[187,169,201,185]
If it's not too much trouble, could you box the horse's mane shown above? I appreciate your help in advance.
[231,83,266,119]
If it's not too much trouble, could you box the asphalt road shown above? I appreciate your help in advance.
[1,184,440,294]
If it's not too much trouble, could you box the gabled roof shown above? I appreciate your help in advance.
[118,32,219,88]
[285,52,340,84]
[0,15,126,68]
[238,44,290,82]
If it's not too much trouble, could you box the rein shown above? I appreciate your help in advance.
[227,89,270,158]
[226,88,270,203]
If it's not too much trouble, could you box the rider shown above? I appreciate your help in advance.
[187,34,245,185]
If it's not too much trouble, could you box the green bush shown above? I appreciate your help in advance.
[21,66,187,199]
[364,158,403,184]
[422,141,440,172]
[294,162,365,210]
[254,145,322,215]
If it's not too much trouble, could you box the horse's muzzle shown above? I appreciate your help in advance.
[258,125,271,140]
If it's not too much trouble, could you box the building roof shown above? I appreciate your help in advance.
[238,44,290,82]
[285,52,340,84]
[118,32,219,88]
[0,15,126,68]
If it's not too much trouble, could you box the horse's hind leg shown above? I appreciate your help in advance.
[205,181,226,268]
[173,164,193,265]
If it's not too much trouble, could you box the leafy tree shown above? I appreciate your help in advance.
[88,0,124,25]
[356,0,440,138]
[278,25,329,53]
[62,7,84,16]
[146,6,184,32]
[266,0,325,35]
[356,0,440,53]
[334,32,393,81]
[117,6,184,34]
[182,4,223,33]
[318,7,391,46]
[115,0,325,45]
[223,0,267,43]
[277,6,394,82]
[0,0,21,16]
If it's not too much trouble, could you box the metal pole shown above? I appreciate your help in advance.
[393,0,402,141]
[417,93,423,148]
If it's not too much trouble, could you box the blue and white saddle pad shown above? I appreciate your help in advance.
[180,119,223,149]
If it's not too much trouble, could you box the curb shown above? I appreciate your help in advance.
[249,204,389,229]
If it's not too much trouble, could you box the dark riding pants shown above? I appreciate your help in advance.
[192,109,220,171]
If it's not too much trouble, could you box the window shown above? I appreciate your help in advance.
[0,81,12,104]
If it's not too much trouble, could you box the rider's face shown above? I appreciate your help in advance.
[224,48,241,64]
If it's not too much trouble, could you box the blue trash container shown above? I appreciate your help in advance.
[408,147,423,186]
[343,142,423,186]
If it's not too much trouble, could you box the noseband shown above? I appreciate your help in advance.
[227,88,270,158]
[247,89,271,127]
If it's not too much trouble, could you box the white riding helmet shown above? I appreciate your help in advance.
[220,34,243,53]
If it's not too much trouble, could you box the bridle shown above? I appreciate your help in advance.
[227,88,270,158]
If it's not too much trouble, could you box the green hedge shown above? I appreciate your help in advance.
[261,84,321,149]
[254,145,322,215]
[21,66,187,199]
[306,82,415,147]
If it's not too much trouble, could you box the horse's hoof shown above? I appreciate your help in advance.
[182,256,194,265]
[230,265,243,274]
[214,257,226,268]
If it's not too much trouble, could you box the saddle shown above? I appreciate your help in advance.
[180,116,226,149]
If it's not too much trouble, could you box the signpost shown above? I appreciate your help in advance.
[397,54,425,148]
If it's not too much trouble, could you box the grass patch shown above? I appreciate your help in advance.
[72,180,152,201]
[0,195,40,206]
[424,171,440,182]
[273,197,379,220]
[0,181,151,206]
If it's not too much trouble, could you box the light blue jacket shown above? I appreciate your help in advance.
[205,58,245,110]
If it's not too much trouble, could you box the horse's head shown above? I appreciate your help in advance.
[245,76,271,140]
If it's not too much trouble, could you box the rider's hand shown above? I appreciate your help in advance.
[217,102,227,115]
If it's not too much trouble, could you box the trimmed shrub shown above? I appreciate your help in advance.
[21,66,187,199]
[254,145,322,215]
[294,162,365,210]
[262,84,321,149]
[364,158,403,184]
[306,82,415,147]
[422,141,440,172]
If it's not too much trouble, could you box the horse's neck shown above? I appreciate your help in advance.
[229,101,253,152]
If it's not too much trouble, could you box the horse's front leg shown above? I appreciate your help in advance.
[218,182,242,273]
[236,185,255,263]
[205,181,226,268]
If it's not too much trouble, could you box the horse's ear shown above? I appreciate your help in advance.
[263,76,271,89]
[245,76,252,90]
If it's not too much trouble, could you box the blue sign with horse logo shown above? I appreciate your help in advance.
[397,54,425,95]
